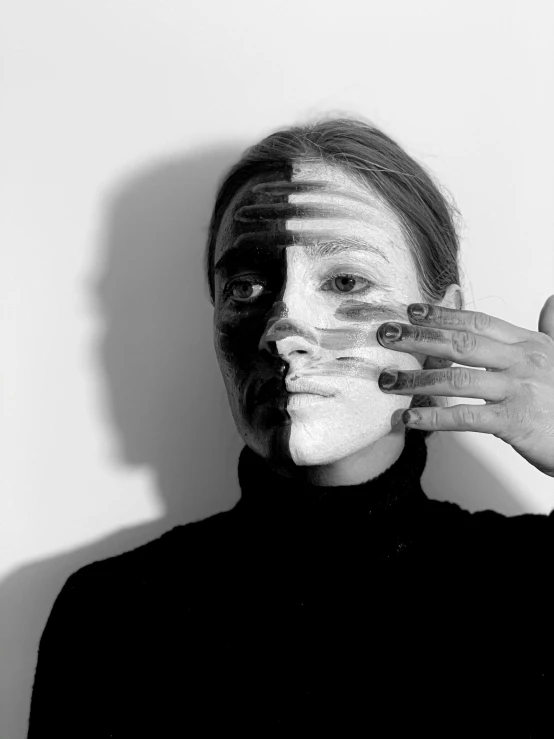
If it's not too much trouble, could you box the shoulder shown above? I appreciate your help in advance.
[63,509,238,597]
[421,495,554,560]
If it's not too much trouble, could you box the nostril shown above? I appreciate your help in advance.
[259,318,321,360]
[264,340,278,356]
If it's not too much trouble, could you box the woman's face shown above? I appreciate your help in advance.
[213,160,426,467]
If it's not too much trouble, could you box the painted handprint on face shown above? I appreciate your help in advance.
[213,160,426,466]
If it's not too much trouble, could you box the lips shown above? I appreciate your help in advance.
[254,375,335,406]
[285,377,335,397]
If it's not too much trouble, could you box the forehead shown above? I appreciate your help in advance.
[213,159,408,267]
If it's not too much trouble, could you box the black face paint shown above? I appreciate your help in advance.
[214,166,294,463]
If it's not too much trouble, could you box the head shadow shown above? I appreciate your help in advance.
[91,143,248,522]
[90,140,528,519]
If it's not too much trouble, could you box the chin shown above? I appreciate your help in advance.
[287,411,393,467]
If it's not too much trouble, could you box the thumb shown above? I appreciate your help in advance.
[538,294,554,338]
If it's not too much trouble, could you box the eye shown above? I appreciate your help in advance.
[228,278,266,302]
[321,274,373,294]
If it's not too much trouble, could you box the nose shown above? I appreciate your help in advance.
[258,316,321,362]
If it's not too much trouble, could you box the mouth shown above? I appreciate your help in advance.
[287,392,332,409]
[285,377,336,397]
[285,376,336,410]
[254,375,336,408]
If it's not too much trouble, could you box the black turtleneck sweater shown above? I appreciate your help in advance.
[27,430,554,737]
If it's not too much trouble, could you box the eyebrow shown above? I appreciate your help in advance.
[214,232,391,274]
[301,236,391,264]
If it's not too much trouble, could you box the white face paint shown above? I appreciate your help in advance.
[268,161,424,465]
[213,160,426,481]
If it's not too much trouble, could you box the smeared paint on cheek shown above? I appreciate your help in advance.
[335,300,405,324]
[258,298,409,376]
[320,299,409,375]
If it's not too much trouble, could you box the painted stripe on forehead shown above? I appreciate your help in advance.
[251,180,330,194]
[234,203,365,223]
[230,229,345,251]
[228,177,390,262]
[250,180,378,207]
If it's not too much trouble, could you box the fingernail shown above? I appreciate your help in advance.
[402,410,421,425]
[382,323,402,341]
[408,303,428,319]
[391,408,405,427]
[379,370,398,390]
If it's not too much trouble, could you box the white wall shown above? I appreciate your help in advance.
[2,0,553,735]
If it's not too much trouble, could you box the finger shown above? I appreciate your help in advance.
[401,402,502,434]
[376,322,527,370]
[378,367,510,402]
[406,303,532,343]
[423,356,453,371]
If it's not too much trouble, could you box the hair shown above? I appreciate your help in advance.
[205,118,463,438]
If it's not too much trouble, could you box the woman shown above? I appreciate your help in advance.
[28,119,554,737]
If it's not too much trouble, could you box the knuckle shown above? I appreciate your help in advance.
[526,349,550,370]
[453,405,477,426]
[490,401,510,437]
[535,331,550,346]
[429,409,441,428]
[517,381,541,414]
[473,311,491,332]
[451,330,477,356]
[508,402,532,429]
[493,400,532,433]
[450,367,472,391]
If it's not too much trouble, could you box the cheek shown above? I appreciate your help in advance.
[214,305,266,370]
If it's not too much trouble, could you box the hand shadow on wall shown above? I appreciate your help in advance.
[0,145,526,739]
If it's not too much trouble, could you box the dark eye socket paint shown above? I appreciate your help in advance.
[215,244,284,281]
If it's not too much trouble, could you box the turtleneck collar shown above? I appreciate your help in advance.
[235,428,429,525]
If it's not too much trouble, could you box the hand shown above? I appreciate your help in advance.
[377,295,554,478]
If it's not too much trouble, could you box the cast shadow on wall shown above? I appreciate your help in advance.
[0,146,525,739]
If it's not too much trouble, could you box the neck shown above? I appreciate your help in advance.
[236,427,429,525]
